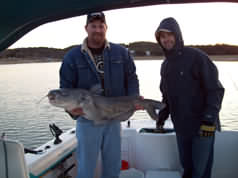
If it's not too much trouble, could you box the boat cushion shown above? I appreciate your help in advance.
[0,139,29,178]
[120,168,144,178]
[145,170,181,178]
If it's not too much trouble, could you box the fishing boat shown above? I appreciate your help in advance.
[1,119,238,178]
[1,0,238,178]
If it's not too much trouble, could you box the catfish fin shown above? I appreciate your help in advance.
[90,84,104,95]
[146,107,158,120]
[144,100,166,120]
[111,110,134,121]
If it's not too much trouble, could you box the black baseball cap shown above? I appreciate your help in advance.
[86,12,106,25]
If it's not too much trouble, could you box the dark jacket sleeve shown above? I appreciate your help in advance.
[59,54,78,89]
[195,52,225,123]
[59,53,79,119]
[157,62,170,126]
[124,51,140,96]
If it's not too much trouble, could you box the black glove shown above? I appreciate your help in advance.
[156,120,166,133]
[199,120,216,137]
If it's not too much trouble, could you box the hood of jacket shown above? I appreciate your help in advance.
[155,17,184,57]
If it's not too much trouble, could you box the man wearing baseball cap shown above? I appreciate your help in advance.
[86,12,106,24]
[59,12,140,178]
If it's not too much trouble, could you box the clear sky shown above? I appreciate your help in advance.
[10,2,238,49]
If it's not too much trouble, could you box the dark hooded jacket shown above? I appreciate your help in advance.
[156,17,224,135]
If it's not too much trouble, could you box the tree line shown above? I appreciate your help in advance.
[0,42,238,60]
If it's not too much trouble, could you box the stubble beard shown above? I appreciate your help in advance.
[90,33,105,47]
[163,41,175,51]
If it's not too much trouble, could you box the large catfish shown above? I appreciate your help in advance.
[48,88,165,125]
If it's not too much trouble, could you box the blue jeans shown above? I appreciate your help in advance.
[76,117,121,178]
[176,133,215,178]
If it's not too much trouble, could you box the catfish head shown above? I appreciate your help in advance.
[47,88,93,111]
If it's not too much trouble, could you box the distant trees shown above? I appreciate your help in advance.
[190,44,238,55]
[0,47,65,59]
[0,43,238,61]
[127,42,238,56]
[128,41,163,56]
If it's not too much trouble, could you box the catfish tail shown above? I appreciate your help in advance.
[143,99,166,120]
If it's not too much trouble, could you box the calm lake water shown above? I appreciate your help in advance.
[0,60,238,148]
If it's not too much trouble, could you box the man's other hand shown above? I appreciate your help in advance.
[135,96,145,110]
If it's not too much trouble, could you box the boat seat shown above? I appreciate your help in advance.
[0,139,29,178]
[120,168,144,178]
[145,170,181,178]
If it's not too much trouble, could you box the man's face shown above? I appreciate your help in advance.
[85,20,107,46]
[159,31,176,51]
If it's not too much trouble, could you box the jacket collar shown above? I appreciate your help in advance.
[81,38,110,54]
[80,38,110,68]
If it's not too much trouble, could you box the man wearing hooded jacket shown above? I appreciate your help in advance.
[155,17,224,178]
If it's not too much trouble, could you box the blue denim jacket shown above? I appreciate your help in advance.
[59,40,139,97]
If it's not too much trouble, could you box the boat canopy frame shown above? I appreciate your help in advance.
[0,0,237,52]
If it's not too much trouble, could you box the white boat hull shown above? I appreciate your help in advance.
[1,119,238,178]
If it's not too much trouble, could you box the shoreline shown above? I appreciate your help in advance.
[1,55,238,65]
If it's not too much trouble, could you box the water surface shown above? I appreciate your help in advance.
[0,60,237,148]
